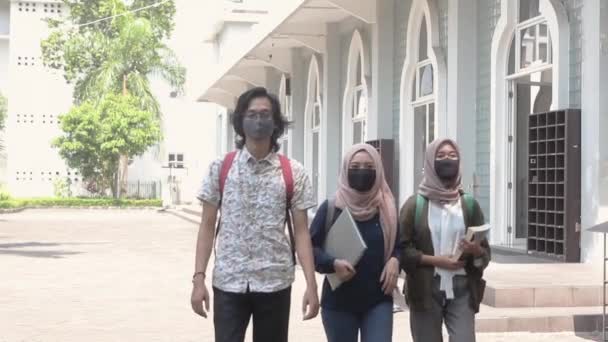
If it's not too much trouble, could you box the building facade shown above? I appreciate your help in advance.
[0,0,220,204]
[201,0,608,263]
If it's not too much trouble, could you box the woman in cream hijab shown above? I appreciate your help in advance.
[310,143,401,342]
[399,138,491,342]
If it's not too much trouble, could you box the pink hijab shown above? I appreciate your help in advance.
[418,138,462,202]
[335,144,398,261]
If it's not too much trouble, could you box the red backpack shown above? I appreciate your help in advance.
[217,150,296,264]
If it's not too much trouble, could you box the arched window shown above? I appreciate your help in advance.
[342,31,369,150]
[409,14,437,191]
[411,17,435,148]
[305,56,323,204]
[512,0,552,74]
[398,0,446,203]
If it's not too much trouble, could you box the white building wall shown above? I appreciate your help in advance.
[128,0,219,204]
[446,0,477,195]
[0,0,10,185]
[3,0,218,199]
[580,0,608,262]
[563,0,583,108]
[475,0,501,217]
[437,0,448,52]
[370,0,395,143]
[392,0,413,200]
[217,23,255,61]
[0,39,8,91]
[6,0,74,197]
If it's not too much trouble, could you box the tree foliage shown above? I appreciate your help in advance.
[53,94,162,196]
[0,92,6,130]
[0,92,6,151]
[41,0,185,117]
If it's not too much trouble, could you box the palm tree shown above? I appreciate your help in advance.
[85,16,185,116]
[80,15,185,197]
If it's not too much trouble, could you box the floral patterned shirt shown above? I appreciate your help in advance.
[197,148,315,293]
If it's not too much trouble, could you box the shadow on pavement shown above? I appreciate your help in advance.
[0,241,106,258]
[0,249,82,258]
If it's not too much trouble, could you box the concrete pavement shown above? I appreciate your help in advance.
[0,209,601,341]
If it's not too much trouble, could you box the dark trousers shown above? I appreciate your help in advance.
[213,286,291,342]
[321,301,393,342]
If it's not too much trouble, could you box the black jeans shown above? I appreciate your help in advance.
[213,286,291,342]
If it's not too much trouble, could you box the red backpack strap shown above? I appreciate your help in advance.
[215,151,238,252]
[219,151,238,201]
[278,154,294,208]
[278,154,296,265]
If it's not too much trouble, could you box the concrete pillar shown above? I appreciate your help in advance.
[226,109,234,151]
[369,0,395,140]
[291,49,307,163]
[266,68,282,96]
[321,23,342,197]
[447,0,477,193]
[581,0,608,262]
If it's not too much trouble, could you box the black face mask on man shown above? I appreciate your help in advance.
[434,159,460,181]
[243,115,275,140]
[348,168,376,192]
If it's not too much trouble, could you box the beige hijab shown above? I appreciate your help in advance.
[418,138,462,202]
[335,144,398,261]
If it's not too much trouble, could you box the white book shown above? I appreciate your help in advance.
[324,208,367,290]
[451,224,490,261]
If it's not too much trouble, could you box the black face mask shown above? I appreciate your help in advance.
[348,168,376,192]
[434,159,460,181]
[243,116,275,140]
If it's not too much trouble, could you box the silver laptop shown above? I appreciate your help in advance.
[324,207,367,290]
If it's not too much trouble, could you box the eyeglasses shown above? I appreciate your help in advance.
[245,110,272,119]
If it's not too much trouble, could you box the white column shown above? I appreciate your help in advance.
[322,23,341,197]
[291,49,307,163]
[447,0,477,192]
[369,0,394,140]
[581,0,608,262]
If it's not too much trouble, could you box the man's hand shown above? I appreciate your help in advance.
[380,257,400,295]
[191,280,210,318]
[432,255,465,271]
[333,259,356,282]
[301,286,320,320]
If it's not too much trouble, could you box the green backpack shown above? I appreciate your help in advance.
[414,193,475,228]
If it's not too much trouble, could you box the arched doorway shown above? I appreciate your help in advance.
[490,0,570,247]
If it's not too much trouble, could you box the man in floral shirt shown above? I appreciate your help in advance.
[191,87,319,342]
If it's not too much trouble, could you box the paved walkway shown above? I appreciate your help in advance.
[0,209,601,341]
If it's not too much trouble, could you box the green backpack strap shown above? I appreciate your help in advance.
[461,192,475,223]
[415,193,475,227]
[414,194,426,229]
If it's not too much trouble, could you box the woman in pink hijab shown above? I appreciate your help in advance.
[310,143,401,342]
[399,138,491,342]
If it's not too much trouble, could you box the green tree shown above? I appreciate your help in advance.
[53,94,162,198]
[42,0,185,195]
[42,0,182,107]
[0,92,6,151]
